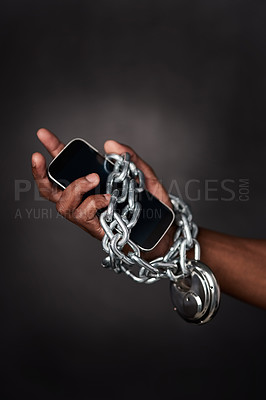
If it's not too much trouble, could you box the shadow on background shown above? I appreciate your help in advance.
[1,1,266,399]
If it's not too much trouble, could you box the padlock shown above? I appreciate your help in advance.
[170,260,220,324]
[188,260,220,324]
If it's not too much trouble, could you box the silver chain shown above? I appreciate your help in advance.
[100,152,201,284]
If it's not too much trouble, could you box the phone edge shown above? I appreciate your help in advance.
[138,203,175,252]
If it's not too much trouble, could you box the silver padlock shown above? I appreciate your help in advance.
[170,260,220,324]
[190,260,220,324]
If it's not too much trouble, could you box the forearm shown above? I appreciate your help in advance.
[197,228,266,309]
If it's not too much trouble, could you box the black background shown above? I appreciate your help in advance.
[2,1,266,399]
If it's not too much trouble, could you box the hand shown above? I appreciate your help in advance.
[32,128,175,259]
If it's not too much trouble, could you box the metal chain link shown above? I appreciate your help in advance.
[100,152,201,284]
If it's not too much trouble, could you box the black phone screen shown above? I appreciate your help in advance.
[48,139,174,250]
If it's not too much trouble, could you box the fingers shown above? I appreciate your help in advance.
[32,128,65,202]
[55,174,111,240]
[55,174,100,215]
[104,140,158,181]
[36,128,65,157]
[72,194,111,240]
[31,152,62,202]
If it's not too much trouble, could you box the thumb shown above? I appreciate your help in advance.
[104,140,157,181]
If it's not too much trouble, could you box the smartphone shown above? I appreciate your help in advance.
[48,138,175,251]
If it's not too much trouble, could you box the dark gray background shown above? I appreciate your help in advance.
[2,1,266,399]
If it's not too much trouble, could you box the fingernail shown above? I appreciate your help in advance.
[86,173,98,183]
[104,194,111,201]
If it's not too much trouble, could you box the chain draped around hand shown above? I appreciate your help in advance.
[100,152,200,284]
[99,152,220,324]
